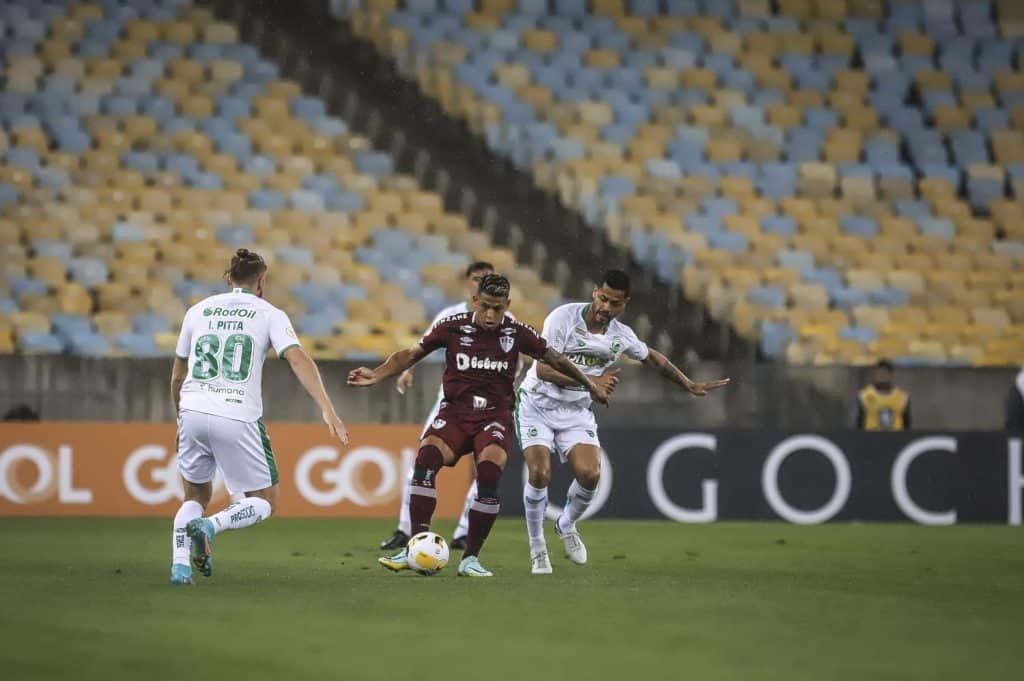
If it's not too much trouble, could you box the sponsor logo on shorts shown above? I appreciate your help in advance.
[484,422,506,431]
[431,419,446,430]
[455,353,511,372]
[586,430,595,437]
[527,426,538,437]
[491,431,505,441]
[499,335,514,353]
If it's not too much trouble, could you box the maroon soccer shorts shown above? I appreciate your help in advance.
[422,406,514,460]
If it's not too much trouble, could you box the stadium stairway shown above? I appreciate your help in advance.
[203,0,753,362]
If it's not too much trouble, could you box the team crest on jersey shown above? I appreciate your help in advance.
[611,338,623,354]
[460,325,476,334]
[499,335,514,353]
[432,418,446,430]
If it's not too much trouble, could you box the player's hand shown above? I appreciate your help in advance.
[685,377,731,396]
[593,368,620,395]
[346,367,378,387]
[587,378,610,406]
[323,411,349,444]
[396,369,414,395]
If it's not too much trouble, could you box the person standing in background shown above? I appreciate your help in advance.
[856,360,911,431]
[1006,366,1024,433]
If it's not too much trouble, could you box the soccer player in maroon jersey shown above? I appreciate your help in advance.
[347,274,609,577]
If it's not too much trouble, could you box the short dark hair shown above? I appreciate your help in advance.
[227,248,267,285]
[875,359,894,372]
[478,272,510,299]
[465,261,494,278]
[600,269,631,296]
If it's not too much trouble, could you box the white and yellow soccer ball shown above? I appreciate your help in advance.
[406,531,450,576]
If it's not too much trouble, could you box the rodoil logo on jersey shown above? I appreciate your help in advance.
[203,307,257,318]
[455,353,510,372]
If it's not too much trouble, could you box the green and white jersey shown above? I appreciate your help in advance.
[520,302,648,410]
[175,287,300,422]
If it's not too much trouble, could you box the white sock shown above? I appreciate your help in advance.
[523,483,548,551]
[208,497,272,534]
[397,466,413,535]
[453,480,477,540]
[172,500,203,566]
[562,480,595,532]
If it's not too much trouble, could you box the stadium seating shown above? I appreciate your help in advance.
[335,0,1024,367]
[0,0,561,359]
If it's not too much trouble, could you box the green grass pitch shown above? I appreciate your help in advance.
[1,517,1021,681]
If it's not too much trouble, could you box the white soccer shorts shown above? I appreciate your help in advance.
[514,390,600,462]
[177,409,279,494]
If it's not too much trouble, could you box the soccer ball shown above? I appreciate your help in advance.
[406,531,450,576]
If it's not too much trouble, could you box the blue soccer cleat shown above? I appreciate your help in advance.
[170,563,194,585]
[185,518,215,577]
[457,555,493,577]
[378,548,410,572]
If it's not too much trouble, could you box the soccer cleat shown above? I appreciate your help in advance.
[555,515,588,565]
[185,518,215,577]
[379,529,409,551]
[457,555,493,577]
[530,549,553,575]
[378,548,411,572]
[169,563,194,585]
[450,535,468,551]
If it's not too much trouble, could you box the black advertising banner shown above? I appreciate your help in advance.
[499,432,1024,525]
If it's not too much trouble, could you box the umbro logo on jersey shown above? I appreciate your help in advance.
[500,327,515,335]
[499,335,514,353]
[460,325,476,334]
[432,418,447,430]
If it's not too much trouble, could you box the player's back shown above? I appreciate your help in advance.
[176,287,299,422]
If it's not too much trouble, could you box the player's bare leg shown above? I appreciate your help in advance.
[523,444,553,574]
[555,444,601,565]
[170,478,211,585]
[186,485,277,578]
[458,444,507,578]
[380,435,457,572]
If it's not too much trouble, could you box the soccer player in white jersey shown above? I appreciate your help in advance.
[517,270,730,574]
[168,248,349,585]
[379,261,496,551]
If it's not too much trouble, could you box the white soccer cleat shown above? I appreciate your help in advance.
[530,549,553,575]
[555,516,588,565]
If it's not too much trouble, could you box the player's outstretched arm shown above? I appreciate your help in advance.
[347,345,428,388]
[541,347,610,405]
[642,348,730,396]
[283,346,349,444]
[170,357,188,413]
[536,361,620,394]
